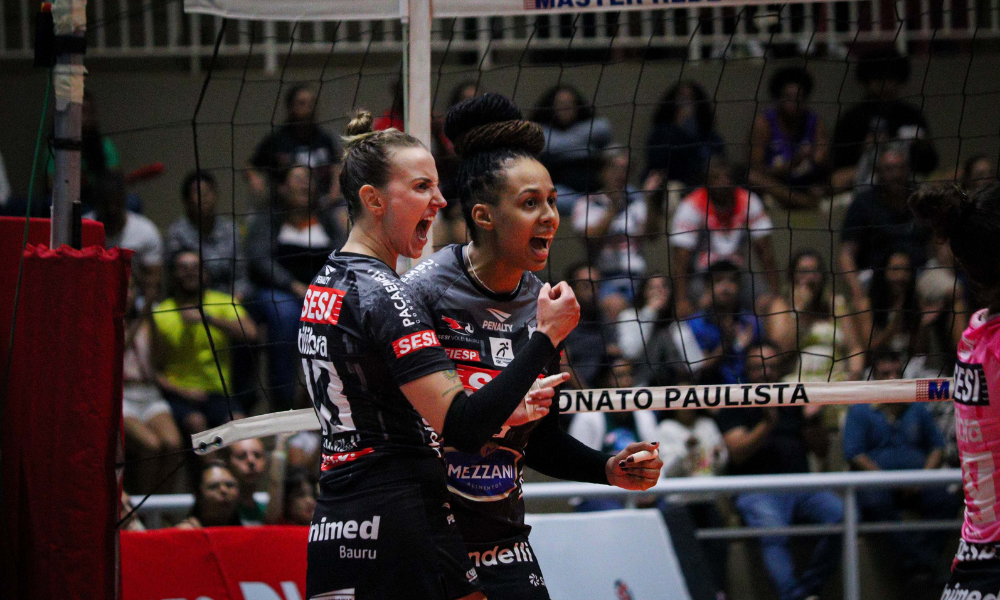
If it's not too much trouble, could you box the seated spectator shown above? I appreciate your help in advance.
[573,147,649,289]
[832,47,938,190]
[123,279,182,494]
[909,258,968,378]
[176,460,242,529]
[768,249,865,382]
[839,142,930,308]
[842,350,958,590]
[94,172,163,306]
[866,249,920,355]
[267,465,319,526]
[961,154,997,194]
[166,170,249,299]
[616,274,674,368]
[667,261,763,385]
[646,80,725,190]
[716,342,843,600]
[227,438,268,525]
[563,263,618,389]
[654,410,729,599]
[749,67,831,209]
[532,85,612,195]
[152,251,257,435]
[245,165,347,411]
[669,158,778,317]
[246,84,341,204]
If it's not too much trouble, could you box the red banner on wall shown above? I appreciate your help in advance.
[121,526,308,600]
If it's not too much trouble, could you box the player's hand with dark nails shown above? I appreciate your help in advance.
[606,441,663,491]
[535,282,580,346]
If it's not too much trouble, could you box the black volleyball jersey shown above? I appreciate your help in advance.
[402,245,561,543]
[298,251,455,484]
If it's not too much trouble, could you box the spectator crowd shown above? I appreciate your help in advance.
[10,45,985,600]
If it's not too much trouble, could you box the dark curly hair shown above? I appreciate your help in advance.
[651,80,715,136]
[769,67,814,101]
[910,183,1000,307]
[338,110,425,224]
[529,85,594,128]
[445,92,546,242]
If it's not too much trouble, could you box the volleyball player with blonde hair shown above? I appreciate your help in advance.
[298,111,579,600]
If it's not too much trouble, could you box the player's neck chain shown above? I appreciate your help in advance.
[464,242,500,295]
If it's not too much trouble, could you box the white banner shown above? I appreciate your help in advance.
[184,0,829,21]
[192,378,953,454]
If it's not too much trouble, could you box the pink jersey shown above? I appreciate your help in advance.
[956,309,1000,543]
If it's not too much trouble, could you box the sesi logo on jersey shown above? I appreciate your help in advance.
[456,364,502,391]
[444,347,481,362]
[392,330,441,358]
[955,361,990,406]
[301,285,346,325]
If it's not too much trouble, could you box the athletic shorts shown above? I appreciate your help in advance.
[465,535,549,600]
[306,477,480,600]
[942,540,1000,600]
[123,384,171,423]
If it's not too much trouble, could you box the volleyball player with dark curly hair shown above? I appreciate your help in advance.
[298,111,581,600]
[910,183,1000,599]
[403,93,663,600]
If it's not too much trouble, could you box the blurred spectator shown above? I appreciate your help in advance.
[842,350,958,591]
[48,90,123,211]
[227,438,268,525]
[960,154,997,194]
[265,433,318,524]
[909,259,968,378]
[373,79,405,131]
[572,147,649,288]
[532,85,612,194]
[166,170,249,299]
[716,342,843,600]
[93,172,163,306]
[769,249,865,382]
[176,460,242,529]
[839,142,930,308]
[151,251,256,435]
[562,263,617,389]
[245,165,347,412]
[616,274,673,367]
[669,159,778,317]
[123,279,182,494]
[120,492,146,532]
[832,48,938,189]
[646,80,725,190]
[247,84,341,204]
[654,410,729,599]
[867,249,919,355]
[434,81,480,247]
[749,67,831,209]
[668,261,763,385]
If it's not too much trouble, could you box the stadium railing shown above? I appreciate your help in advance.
[134,468,963,600]
[1,0,996,69]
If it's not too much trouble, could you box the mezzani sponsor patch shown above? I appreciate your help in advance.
[446,444,521,501]
[301,285,346,325]
[392,330,440,357]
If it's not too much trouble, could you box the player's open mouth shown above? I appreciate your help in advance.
[529,236,552,257]
[415,218,433,242]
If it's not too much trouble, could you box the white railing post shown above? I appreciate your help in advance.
[263,20,277,75]
[843,486,860,600]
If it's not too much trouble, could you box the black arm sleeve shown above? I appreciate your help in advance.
[523,400,611,485]
[442,333,558,453]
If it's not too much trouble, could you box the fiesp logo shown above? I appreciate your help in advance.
[444,347,481,362]
[392,330,440,357]
[301,285,346,325]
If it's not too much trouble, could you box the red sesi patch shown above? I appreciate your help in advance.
[300,285,346,325]
[456,364,503,391]
[444,347,481,362]
[392,330,441,358]
[320,447,375,471]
